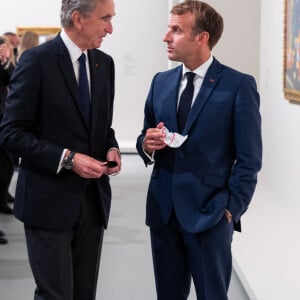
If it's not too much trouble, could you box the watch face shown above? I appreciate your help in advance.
[63,151,75,170]
[63,158,73,170]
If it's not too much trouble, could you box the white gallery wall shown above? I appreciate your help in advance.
[233,0,300,299]
[101,1,169,151]
[7,1,300,299]
[2,1,61,30]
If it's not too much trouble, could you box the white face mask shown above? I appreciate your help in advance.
[161,127,188,148]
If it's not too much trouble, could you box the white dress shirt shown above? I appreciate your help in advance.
[179,55,213,109]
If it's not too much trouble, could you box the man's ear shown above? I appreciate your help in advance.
[196,31,210,45]
[71,11,82,29]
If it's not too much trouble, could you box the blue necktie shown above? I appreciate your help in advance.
[78,53,90,123]
[177,72,195,133]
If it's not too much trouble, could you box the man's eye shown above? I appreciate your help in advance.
[172,27,180,33]
[102,16,112,22]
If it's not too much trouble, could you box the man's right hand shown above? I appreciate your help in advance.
[143,122,167,154]
[72,153,108,178]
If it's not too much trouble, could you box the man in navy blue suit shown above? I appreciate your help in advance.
[0,0,121,299]
[136,1,262,299]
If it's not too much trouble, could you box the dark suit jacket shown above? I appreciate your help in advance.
[0,62,15,201]
[0,62,14,117]
[136,58,262,233]
[0,34,119,230]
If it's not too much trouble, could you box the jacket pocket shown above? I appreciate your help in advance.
[203,175,228,188]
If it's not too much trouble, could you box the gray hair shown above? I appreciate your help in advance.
[60,0,105,28]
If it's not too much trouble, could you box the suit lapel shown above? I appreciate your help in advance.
[54,35,90,132]
[88,50,108,138]
[161,66,182,132]
[183,58,224,134]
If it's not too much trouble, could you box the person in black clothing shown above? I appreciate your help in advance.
[3,32,19,65]
[0,35,15,215]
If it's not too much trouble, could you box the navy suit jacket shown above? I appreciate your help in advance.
[136,58,262,233]
[0,34,119,230]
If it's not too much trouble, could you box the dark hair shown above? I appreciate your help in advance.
[171,0,223,50]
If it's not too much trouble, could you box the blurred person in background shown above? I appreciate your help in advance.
[17,31,39,62]
[4,32,20,64]
[0,35,14,214]
[4,31,22,172]
[0,35,15,244]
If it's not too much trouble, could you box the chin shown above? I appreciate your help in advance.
[93,42,101,49]
[168,54,177,61]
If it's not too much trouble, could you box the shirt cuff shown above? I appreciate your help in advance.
[57,149,68,174]
[108,147,121,157]
[142,139,155,163]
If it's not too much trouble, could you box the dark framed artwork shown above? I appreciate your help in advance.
[284,0,300,102]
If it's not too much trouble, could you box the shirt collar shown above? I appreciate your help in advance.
[182,55,213,79]
[60,29,88,63]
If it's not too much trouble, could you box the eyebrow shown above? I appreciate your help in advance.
[101,12,116,20]
[169,25,181,31]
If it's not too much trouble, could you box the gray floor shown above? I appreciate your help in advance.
[0,154,249,299]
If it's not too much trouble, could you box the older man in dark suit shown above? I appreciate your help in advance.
[0,0,121,298]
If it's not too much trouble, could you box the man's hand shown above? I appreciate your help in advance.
[72,153,108,178]
[224,209,233,223]
[106,148,121,176]
[143,122,167,154]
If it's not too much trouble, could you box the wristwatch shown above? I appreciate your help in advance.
[62,151,76,170]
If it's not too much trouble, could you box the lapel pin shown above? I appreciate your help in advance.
[209,78,215,83]
[95,63,100,68]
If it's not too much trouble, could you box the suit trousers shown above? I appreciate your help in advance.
[24,183,104,300]
[150,211,234,300]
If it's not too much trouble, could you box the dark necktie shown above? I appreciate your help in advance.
[177,72,195,133]
[78,53,90,123]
